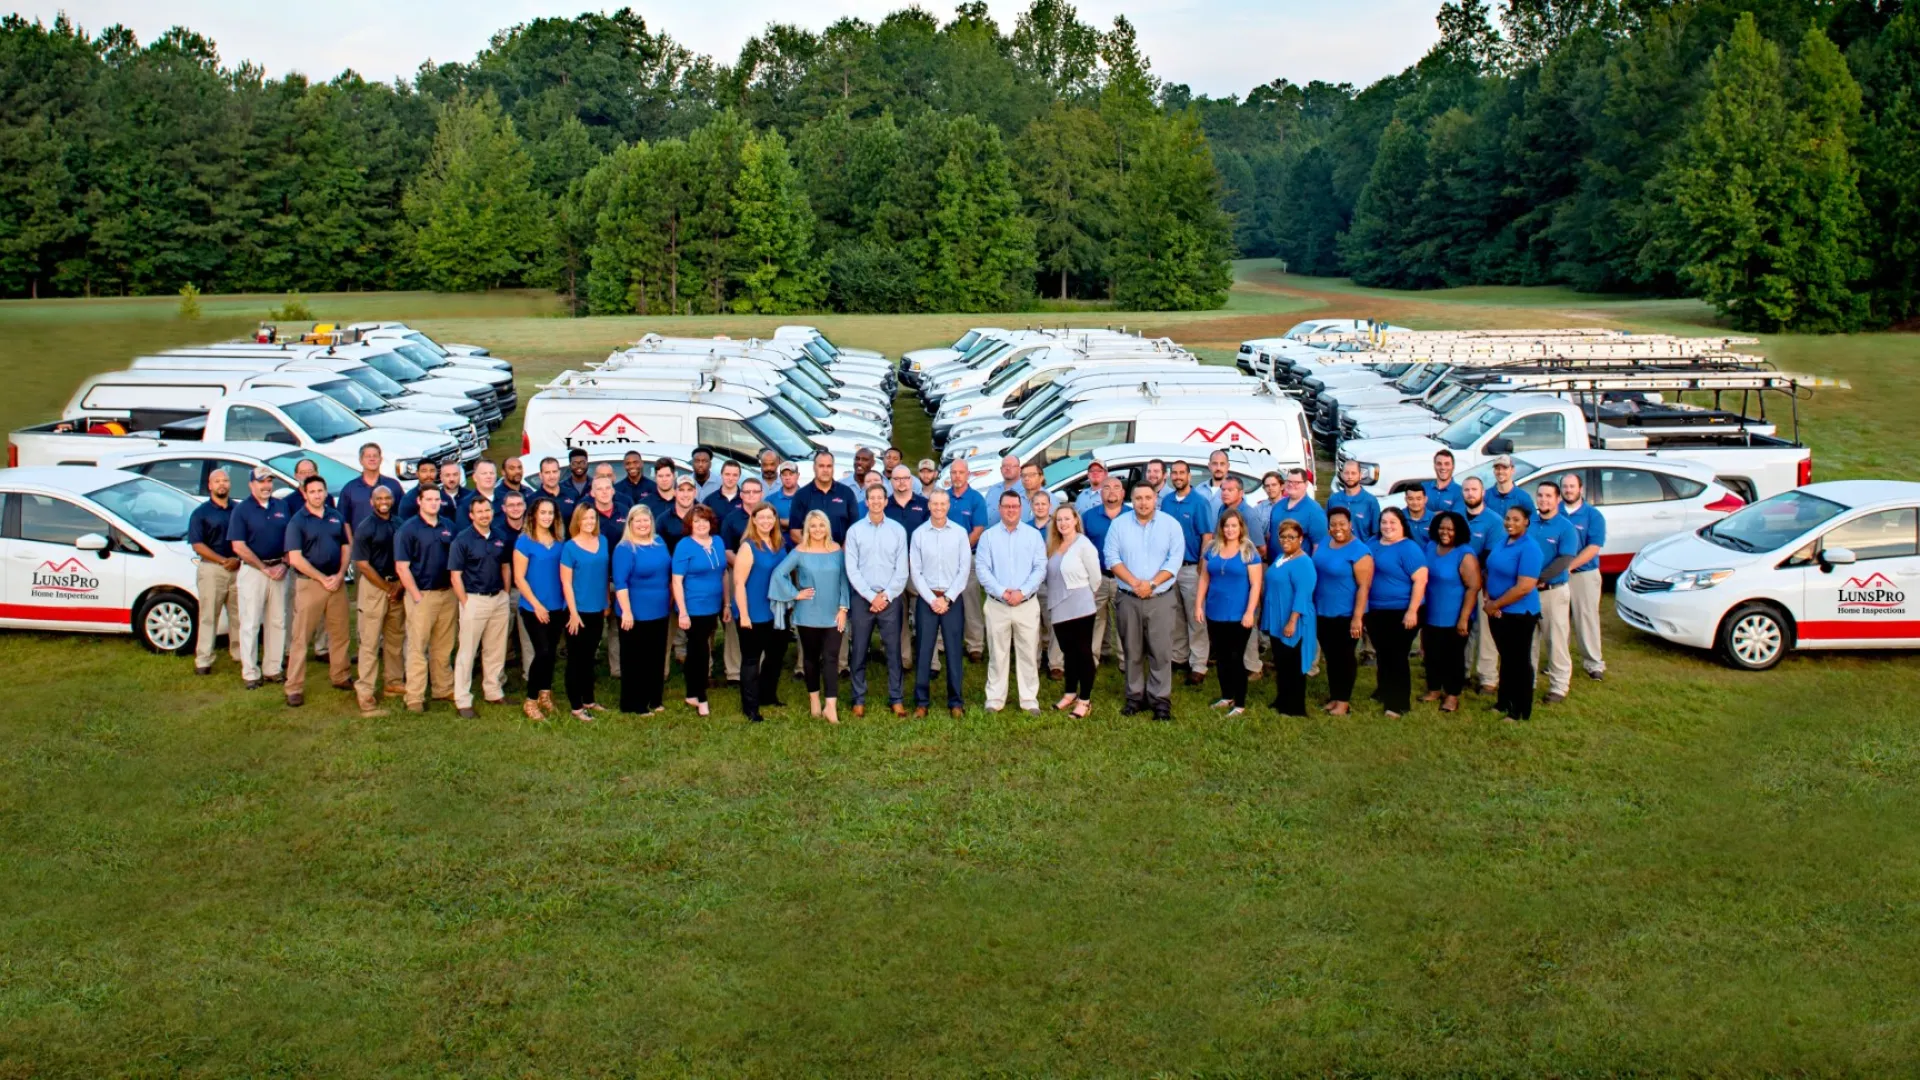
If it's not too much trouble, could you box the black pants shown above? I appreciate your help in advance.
[565,610,604,710]
[1363,608,1415,713]
[683,612,718,702]
[1207,619,1252,706]
[798,625,843,698]
[1491,612,1540,720]
[915,596,966,708]
[526,610,565,698]
[619,616,669,713]
[1317,615,1359,703]
[738,622,789,720]
[1054,614,1096,699]
[848,598,903,706]
[1422,624,1468,696]
[1271,639,1306,715]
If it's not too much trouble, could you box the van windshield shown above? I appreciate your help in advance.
[1438,405,1507,450]
[745,408,814,460]
[763,394,824,435]
[983,359,1033,394]
[403,332,448,357]
[340,365,408,398]
[89,475,201,541]
[1009,415,1071,459]
[1701,490,1847,553]
[1398,365,1451,393]
[362,351,429,385]
[393,343,451,372]
[315,378,391,414]
[780,384,829,420]
[284,396,370,442]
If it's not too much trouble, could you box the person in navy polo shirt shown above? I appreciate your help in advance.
[703,461,745,520]
[350,484,405,715]
[497,456,534,509]
[788,450,860,545]
[229,466,293,689]
[641,459,678,521]
[397,459,440,521]
[337,442,404,543]
[395,487,459,713]
[449,497,514,719]
[1528,479,1581,706]
[282,475,350,706]
[438,462,475,523]
[615,450,650,507]
[186,465,241,677]
[533,457,578,526]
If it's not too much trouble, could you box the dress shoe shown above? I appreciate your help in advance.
[285,693,304,707]
[194,665,212,676]
[333,681,354,692]
[433,693,454,702]
[1120,700,1143,717]
[913,706,928,718]
[457,707,478,719]
[1587,670,1605,682]
[949,707,964,718]
[244,678,262,690]
[852,704,865,717]
[384,681,406,696]
[891,703,906,717]
[485,698,506,706]
[1184,670,1207,686]
[967,651,983,662]
[1049,668,1064,681]
[1544,692,1567,704]
[264,673,284,684]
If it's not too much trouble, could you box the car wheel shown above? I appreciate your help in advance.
[135,590,197,655]
[1716,603,1790,671]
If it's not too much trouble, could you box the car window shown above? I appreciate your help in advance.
[228,405,294,444]
[18,493,112,546]
[1503,412,1567,452]
[1661,474,1707,500]
[1823,507,1919,561]
[1596,468,1665,506]
[138,458,212,496]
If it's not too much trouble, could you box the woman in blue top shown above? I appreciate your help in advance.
[1312,506,1374,716]
[512,497,567,720]
[768,509,851,724]
[670,505,728,716]
[560,504,611,721]
[1366,507,1429,718]
[1260,519,1319,717]
[1420,511,1483,714]
[731,502,790,724]
[612,503,673,716]
[1483,504,1545,722]
[1195,507,1265,714]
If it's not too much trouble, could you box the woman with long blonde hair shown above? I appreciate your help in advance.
[559,502,610,721]
[612,503,671,715]
[767,509,851,723]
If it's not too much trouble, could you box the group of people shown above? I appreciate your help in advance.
[182,440,1607,726]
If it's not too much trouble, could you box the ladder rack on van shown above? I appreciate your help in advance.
[1496,370,1845,448]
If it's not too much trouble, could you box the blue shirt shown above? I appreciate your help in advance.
[611,538,673,621]
[1103,511,1186,595]
[883,493,930,536]
[737,537,787,623]
[908,521,972,598]
[187,498,235,559]
[1423,479,1466,517]
[227,495,289,562]
[1403,511,1436,554]
[975,521,1046,600]
[945,486,990,540]
[1463,507,1504,564]
[1310,538,1371,616]
[515,535,565,613]
[1484,484,1530,522]
[284,504,348,576]
[615,475,650,508]
[395,483,434,522]
[532,487,580,530]
[1528,511,1580,587]
[1368,537,1427,611]
[702,487,743,521]
[1082,503,1126,570]
[982,480,1032,524]
[768,549,850,628]
[670,535,727,616]
[1424,545,1472,627]
[338,475,404,535]
[1202,549,1256,622]
[561,537,611,613]
[1267,497,1328,556]
[763,487,795,527]
[350,513,399,580]
[1327,488,1381,541]
[1486,533,1546,616]
[1562,500,1608,573]
[789,479,861,543]
[1261,552,1318,671]
[1158,487,1215,563]
[845,515,910,601]
[395,515,456,590]
[448,526,510,594]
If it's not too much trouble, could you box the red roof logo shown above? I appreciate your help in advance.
[569,414,651,438]
[1185,421,1260,445]
[39,557,86,573]
[1846,572,1897,590]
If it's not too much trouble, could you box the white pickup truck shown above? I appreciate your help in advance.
[9,386,462,478]
[1336,385,1821,504]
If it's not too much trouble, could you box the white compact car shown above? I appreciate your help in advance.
[1617,480,1920,669]
[96,442,362,501]
[0,466,220,653]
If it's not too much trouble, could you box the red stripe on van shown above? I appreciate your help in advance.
[0,603,132,624]
[1796,620,1920,641]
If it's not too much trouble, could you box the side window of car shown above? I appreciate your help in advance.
[227,406,294,445]
[18,494,112,547]
[1595,468,1665,506]
[1066,421,1133,455]
[138,458,212,496]
[1502,412,1567,452]
[1823,508,1919,561]
[1661,474,1708,500]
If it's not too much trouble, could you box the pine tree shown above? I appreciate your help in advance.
[1850,11,1920,324]
[1339,118,1432,287]
[732,130,825,313]
[402,92,545,292]
[1109,112,1232,309]
[922,116,1036,312]
[1015,102,1113,298]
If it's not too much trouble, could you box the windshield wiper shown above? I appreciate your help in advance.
[1711,530,1756,552]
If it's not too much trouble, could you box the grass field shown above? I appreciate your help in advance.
[4,266,1920,1075]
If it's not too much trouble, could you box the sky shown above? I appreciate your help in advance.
[11,0,1444,98]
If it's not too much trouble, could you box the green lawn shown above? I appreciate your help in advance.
[4,277,1920,1074]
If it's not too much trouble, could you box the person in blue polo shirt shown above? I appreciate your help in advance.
[337,442,404,543]
[1460,475,1506,694]
[1483,504,1545,722]
[395,487,458,712]
[449,497,514,719]
[764,461,799,528]
[787,450,860,545]
[1423,450,1466,516]
[1558,471,1608,684]
[186,465,241,677]
[1484,455,1527,519]
[1328,459,1383,543]
[1158,460,1217,686]
[1269,467,1328,554]
[282,475,350,706]
[1528,479,1581,706]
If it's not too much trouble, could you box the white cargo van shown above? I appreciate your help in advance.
[155,344,507,424]
[543,369,891,444]
[517,389,828,463]
[938,366,1262,449]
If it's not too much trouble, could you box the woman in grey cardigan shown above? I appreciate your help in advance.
[1045,505,1104,718]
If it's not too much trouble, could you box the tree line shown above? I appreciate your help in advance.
[0,3,1230,313]
[1192,0,1919,332]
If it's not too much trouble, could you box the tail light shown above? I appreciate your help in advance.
[7,443,16,468]
[1704,493,1746,513]
[1797,456,1812,488]
[1301,438,1315,485]
[520,431,530,456]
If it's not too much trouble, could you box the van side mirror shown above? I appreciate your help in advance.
[1820,546,1857,571]
[1484,437,1515,455]
[75,532,108,553]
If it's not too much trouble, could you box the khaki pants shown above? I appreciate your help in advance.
[286,576,350,698]
[1532,583,1574,697]
[982,597,1041,710]
[721,569,742,680]
[1172,563,1207,673]
[454,591,511,708]
[194,561,237,670]
[1471,603,1498,689]
[1570,569,1605,676]
[404,589,458,707]
[355,581,405,708]
[962,568,986,656]
[235,563,288,681]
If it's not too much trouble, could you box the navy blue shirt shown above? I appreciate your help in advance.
[278,489,335,517]
[884,493,930,536]
[789,479,861,543]
[703,487,744,521]
[721,506,754,552]
[396,482,434,522]
[448,526,511,595]
[284,504,348,575]
[350,512,400,581]
[615,474,651,508]
[532,486,580,529]
[639,487,677,523]
[338,475,404,536]
[187,498,236,559]
[228,495,290,562]
[491,481,534,515]
[395,515,457,590]
[588,498,626,542]
[438,485,475,525]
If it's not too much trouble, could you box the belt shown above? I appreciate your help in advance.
[1101,569,1114,578]
[1539,581,1567,592]
[258,557,285,568]
[469,589,504,597]
[1573,567,1599,574]
[1183,561,1198,567]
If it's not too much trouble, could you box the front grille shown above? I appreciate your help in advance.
[1617,603,1656,631]
[1623,571,1672,594]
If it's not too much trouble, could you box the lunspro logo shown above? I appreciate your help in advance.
[31,556,101,599]
[1838,571,1906,614]
[1184,421,1263,446]
[566,413,652,448]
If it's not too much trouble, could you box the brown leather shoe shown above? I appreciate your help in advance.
[384,681,406,696]
[484,698,506,706]
[1050,668,1064,681]
[852,704,865,717]
[949,707,964,718]
[891,703,906,717]
[285,693,304,707]
[913,706,928,718]
[1185,670,1207,686]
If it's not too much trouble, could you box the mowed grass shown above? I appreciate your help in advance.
[4,271,1920,1074]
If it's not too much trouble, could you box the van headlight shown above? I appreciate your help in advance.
[1351,461,1379,485]
[1664,568,1734,591]
[952,405,971,418]
[396,457,422,476]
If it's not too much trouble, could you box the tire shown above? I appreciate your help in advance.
[1716,602,1791,671]
[135,590,197,656]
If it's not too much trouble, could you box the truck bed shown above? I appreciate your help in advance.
[9,420,203,468]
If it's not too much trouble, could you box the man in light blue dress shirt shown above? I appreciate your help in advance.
[974,490,1047,713]
[1157,460,1218,685]
[1107,482,1187,720]
[1072,460,1112,515]
[844,483,911,715]
[909,489,973,716]
[982,454,1031,524]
